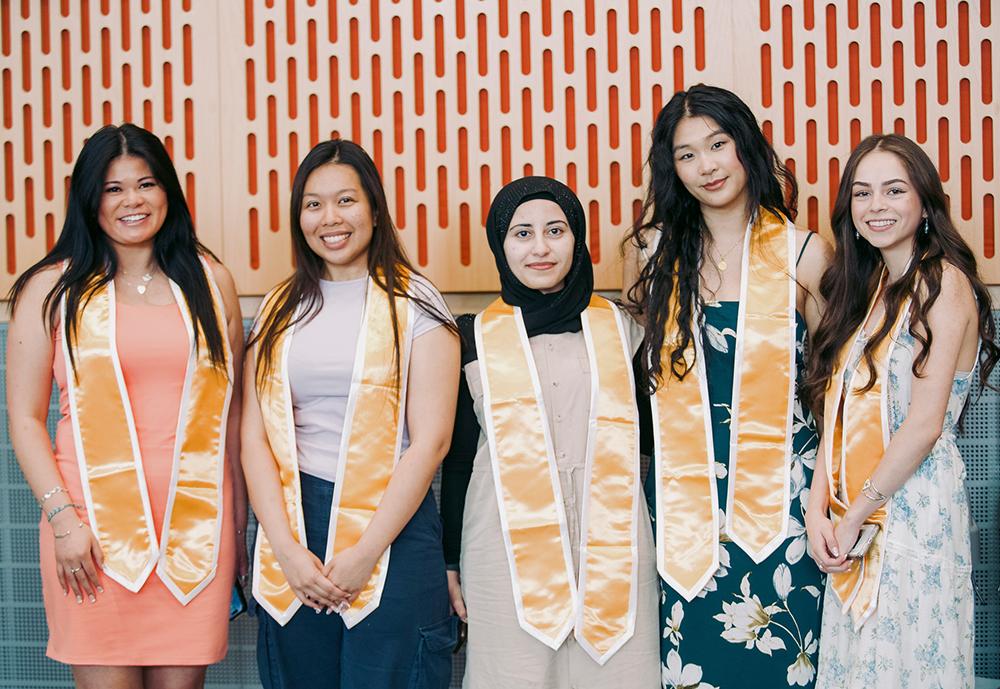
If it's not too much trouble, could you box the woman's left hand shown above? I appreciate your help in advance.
[322,544,381,604]
[831,518,862,573]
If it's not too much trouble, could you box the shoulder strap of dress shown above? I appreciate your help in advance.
[795,230,814,267]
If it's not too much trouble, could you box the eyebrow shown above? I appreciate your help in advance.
[104,176,156,184]
[509,219,568,229]
[673,128,727,152]
[851,178,909,187]
[303,187,358,197]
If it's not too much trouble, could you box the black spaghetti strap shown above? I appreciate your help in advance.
[796,230,814,267]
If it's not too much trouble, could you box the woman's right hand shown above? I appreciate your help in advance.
[51,512,104,604]
[273,541,348,612]
[804,508,850,574]
[447,569,467,621]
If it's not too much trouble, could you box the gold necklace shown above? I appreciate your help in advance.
[709,231,747,272]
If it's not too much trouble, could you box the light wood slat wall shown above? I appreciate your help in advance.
[2,1,997,295]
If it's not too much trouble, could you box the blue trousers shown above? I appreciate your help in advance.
[255,473,455,689]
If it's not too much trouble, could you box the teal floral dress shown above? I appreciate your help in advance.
[647,302,825,689]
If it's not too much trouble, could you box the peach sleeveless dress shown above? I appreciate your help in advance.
[41,300,235,665]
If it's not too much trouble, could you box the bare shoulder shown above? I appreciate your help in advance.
[794,228,833,283]
[203,255,237,294]
[201,255,242,325]
[10,264,62,319]
[933,262,976,312]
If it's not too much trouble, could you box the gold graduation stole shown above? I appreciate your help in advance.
[652,210,796,601]
[475,295,640,665]
[61,257,232,603]
[823,275,907,629]
[252,276,413,627]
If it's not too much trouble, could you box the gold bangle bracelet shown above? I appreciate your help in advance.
[861,477,888,503]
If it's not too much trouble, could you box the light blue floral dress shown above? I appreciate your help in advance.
[815,317,976,688]
[647,302,825,689]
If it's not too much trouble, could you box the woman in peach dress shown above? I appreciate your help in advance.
[6,123,246,689]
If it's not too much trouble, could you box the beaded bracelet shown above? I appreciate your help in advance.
[45,503,84,523]
[53,522,84,539]
[39,486,67,506]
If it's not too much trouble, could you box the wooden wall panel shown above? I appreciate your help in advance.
[2,1,998,295]
[0,0,223,289]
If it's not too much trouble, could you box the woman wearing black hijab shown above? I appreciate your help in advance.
[439,177,658,688]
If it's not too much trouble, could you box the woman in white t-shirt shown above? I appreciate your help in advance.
[240,139,460,689]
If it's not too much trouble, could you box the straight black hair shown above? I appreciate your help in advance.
[7,123,226,371]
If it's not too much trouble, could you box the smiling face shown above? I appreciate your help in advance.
[502,199,575,293]
[671,114,749,214]
[299,162,375,280]
[850,149,925,254]
[97,155,168,249]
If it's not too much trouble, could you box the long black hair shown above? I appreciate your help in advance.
[247,138,456,391]
[802,134,998,411]
[625,84,797,388]
[7,123,226,371]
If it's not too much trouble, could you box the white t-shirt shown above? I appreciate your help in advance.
[286,275,452,482]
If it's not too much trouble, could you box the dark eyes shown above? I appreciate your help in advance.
[103,180,158,193]
[852,187,906,198]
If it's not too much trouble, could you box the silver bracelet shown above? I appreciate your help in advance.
[861,477,888,503]
[45,503,83,522]
[40,486,67,505]
[54,522,84,539]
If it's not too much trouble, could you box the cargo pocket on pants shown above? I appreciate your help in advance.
[407,615,458,689]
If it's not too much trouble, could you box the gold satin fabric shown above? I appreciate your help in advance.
[330,278,410,626]
[64,261,230,600]
[726,212,795,560]
[159,272,233,600]
[653,210,794,601]
[476,297,639,662]
[251,291,303,621]
[823,280,906,628]
[253,278,410,626]
[477,299,576,648]
[576,296,640,662]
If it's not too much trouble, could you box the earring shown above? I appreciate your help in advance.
[923,217,929,235]
[855,229,860,240]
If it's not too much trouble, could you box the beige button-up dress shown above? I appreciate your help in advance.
[460,327,659,689]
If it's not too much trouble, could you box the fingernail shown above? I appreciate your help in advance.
[314,608,321,615]
[89,595,95,603]
[832,548,839,557]
[325,607,333,615]
[97,586,104,593]
[76,596,82,604]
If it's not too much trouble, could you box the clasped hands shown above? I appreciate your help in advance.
[805,506,863,575]
[278,542,381,615]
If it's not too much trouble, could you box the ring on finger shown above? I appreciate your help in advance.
[68,565,82,574]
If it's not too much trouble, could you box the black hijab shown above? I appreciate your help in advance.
[486,176,594,332]
[460,177,594,365]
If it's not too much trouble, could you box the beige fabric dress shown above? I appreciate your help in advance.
[460,328,660,689]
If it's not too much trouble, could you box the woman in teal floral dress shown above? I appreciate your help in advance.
[625,85,831,688]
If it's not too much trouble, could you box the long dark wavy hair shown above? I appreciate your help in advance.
[6,123,226,371]
[625,84,798,388]
[248,139,456,391]
[802,134,998,411]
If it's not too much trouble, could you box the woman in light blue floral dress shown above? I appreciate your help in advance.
[802,134,998,688]
[625,85,832,688]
